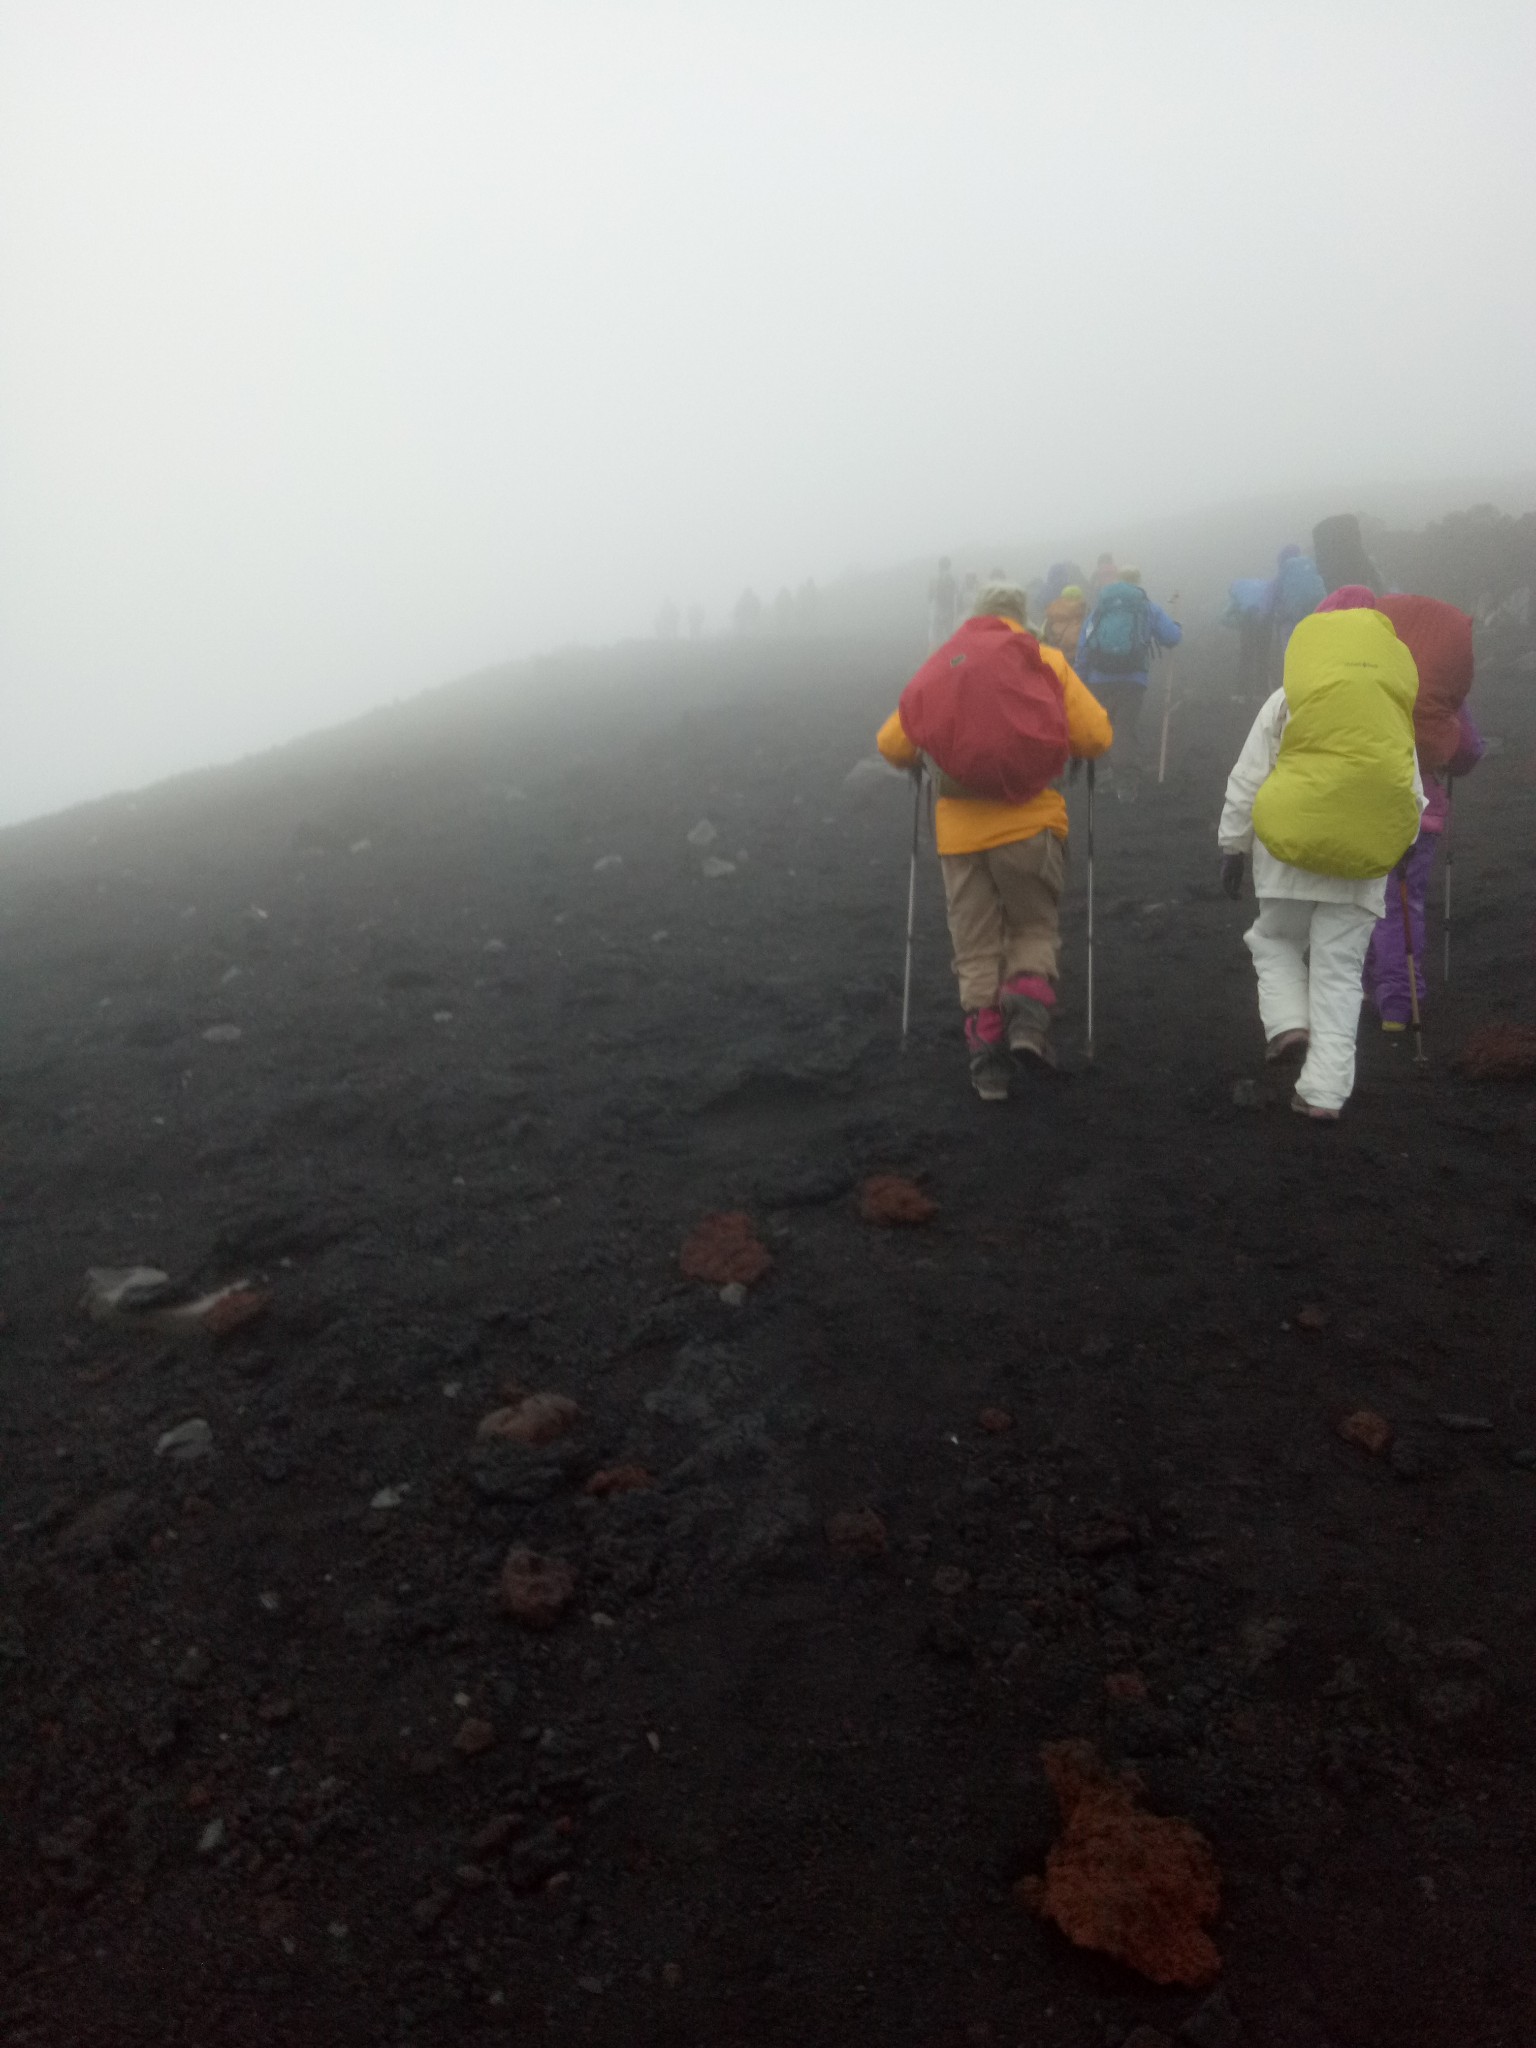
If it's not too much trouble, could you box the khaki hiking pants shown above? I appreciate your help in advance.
[940,831,1065,1013]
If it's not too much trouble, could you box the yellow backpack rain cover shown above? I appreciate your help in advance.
[1252,609,1421,879]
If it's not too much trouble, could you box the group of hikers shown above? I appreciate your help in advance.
[887,514,1482,1115]
[929,553,1183,804]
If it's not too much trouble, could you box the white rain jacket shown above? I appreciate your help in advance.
[1218,688,1426,915]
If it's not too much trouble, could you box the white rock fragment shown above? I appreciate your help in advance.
[700,857,736,879]
[155,1419,214,1461]
[686,819,717,849]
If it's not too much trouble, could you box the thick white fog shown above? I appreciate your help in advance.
[2,0,1534,824]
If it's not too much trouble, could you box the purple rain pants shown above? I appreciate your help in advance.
[1364,829,1438,1024]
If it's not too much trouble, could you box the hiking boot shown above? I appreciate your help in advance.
[1000,974,1057,1063]
[1290,1089,1340,1122]
[1265,1028,1309,1064]
[964,1007,1011,1102]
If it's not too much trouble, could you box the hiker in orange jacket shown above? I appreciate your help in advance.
[877,582,1113,1100]
[1041,583,1089,661]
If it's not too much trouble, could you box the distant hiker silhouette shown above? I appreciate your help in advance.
[1074,570,1181,802]
[1365,595,1484,1034]
[928,558,959,648]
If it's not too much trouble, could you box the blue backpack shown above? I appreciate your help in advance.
[1274,554,1326,625]
[1082,582,1152,674]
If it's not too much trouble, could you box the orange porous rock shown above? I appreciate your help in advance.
[1016,1740,1221,1988]
[1337,1410,1392,1455]
[679,1213,772,1288]
[858,1175,937,1227]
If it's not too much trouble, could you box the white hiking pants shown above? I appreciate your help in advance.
[1244,898,1377,1112]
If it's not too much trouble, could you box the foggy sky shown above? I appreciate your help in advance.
[3,0,1534,825]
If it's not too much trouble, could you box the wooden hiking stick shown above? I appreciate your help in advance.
[1399,870,1427,1064]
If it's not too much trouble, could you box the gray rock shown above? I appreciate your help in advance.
[201,1024,243,1045]
[155,1418,213,1461]
[1178,1988,1243,2046]
[644,1344,743,1427]
[173,1646,211,1688]
[83,1266,173,1317]
[55,1489,145,1558]
[467,1443,567,1504]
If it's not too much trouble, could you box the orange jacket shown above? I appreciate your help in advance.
[877,629,1112,855]
[1042,596,1087,655]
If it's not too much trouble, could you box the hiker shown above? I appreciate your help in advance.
[1313,513,1382,597]
[1041,560,1085,608]
[1042,583,1089,660]
[1224,577,1274,697]
[876,582,1112,1100]
[929,558,959,647]
[1365,595,1485,1034]
[958,569,980,620]
[1218,587,1425,1120]
[1088,552,1119,597]
[1074,569,1181,801]
[1269,545,1327,671]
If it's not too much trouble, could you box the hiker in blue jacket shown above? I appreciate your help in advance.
[1074,569,1181,801]
[1268,544,1326,677]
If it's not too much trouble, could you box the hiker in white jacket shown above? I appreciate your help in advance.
[1219,591,1425,1119]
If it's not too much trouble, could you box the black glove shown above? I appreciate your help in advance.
[1220,852,1246,901]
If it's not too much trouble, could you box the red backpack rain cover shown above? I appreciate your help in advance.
[1376,594,1474,773]
[898,617,1070,803]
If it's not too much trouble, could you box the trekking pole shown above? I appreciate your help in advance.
[1442,777,1454,984]
[1085,760,1097,1062]
[1399,870,1427,1065]
[1155,597,1180,786]
[900,769,922,1051]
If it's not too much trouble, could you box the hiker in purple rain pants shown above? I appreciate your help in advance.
[1364,705,1484,1031]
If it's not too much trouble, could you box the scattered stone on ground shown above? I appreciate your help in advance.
[154,1419,214,1462]
[1337,1409,1393,1455]
[583,1465,653,1498]
[858,1174,937,1226]
[678,1212,772,1287]
[1457,1022,1536,1080]
[824,1508,888,1558]
[1017,1740,1222,1988]
[500,1549,579,1629]
[477,1392,582,1445]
